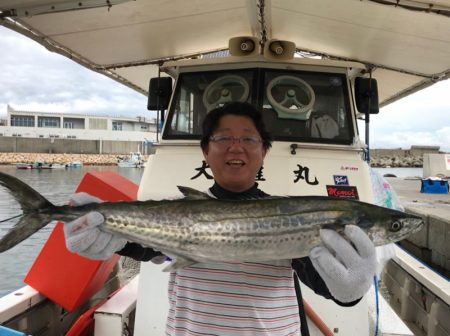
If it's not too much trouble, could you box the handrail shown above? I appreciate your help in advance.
[303,298,334,336]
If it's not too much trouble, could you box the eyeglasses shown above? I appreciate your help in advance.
[209,135,263,149]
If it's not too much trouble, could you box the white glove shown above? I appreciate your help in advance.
[64,192,127,260]
[309,225,376,303]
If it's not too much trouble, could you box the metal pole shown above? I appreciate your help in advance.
[365,110,370,163]
[365,71,373,163]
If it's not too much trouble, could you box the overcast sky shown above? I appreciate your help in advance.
[1,26,449,151]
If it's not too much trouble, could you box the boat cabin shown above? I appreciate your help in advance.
[134,50,380,334]
[139,53,378,201]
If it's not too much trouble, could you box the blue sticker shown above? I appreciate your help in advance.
[333,175,349,186]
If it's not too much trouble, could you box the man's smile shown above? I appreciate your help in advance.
[226,159,245,166]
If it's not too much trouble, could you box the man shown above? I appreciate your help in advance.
[65,102,377,335]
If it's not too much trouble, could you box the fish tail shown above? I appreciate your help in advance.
[0,172,57,252]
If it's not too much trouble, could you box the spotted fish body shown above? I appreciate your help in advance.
[0,172,423,270]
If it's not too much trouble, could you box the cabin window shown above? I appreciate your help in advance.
[262,70,353,144]
[165,69,254,138]
[164,68,353,145]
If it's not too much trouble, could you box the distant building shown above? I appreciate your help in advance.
[0,105,157,142]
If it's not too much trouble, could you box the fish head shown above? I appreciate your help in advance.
[367,210,424,246]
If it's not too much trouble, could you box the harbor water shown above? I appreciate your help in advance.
[0,165,422,297]
[0,165,144,297]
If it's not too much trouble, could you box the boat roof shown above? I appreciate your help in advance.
[0,0,449,107]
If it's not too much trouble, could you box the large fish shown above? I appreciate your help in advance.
[0,172,423,271]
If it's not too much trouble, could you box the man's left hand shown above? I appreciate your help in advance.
[309,225,376,303]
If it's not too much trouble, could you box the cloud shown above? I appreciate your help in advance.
[360,79,450,151]
[0,26,149,118]
[369,129,450,151]
[373,82,450,132]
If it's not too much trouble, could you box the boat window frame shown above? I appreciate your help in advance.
[162,67,355,146]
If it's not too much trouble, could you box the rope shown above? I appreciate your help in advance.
[374,275,380,336]
[0,214,23,224]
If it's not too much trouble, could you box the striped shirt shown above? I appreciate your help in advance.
[165,184,300,335]
[166,260,300,335]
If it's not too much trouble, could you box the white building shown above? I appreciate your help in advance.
[0,105,158,142]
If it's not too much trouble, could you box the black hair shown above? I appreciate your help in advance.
[200,102,272,151]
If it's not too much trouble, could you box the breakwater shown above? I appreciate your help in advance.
[370,146,444,168]
[0,152,148,165]
[370,154,423,168]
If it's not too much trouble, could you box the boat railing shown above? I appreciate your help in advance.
[381,245,450,336]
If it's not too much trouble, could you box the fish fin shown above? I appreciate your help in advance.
[0,213,53,252]
[0,172,56,253]
[162,256,196,272]
[177,186,211,200]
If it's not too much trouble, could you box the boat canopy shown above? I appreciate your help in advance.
[0,0,449,107]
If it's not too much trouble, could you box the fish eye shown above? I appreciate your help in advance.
[390,221,403,232]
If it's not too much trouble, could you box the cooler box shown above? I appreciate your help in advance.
[24,171,138,311]
[0,325,27,336]
[420,178,449,194]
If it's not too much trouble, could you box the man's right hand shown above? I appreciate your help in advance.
[64,192,127,260]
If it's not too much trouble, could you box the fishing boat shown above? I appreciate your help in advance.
[0,1,449,335]
[65,161,83,168]
[15,161,65,170]
[14,163,33,170]
[117,152,146,168]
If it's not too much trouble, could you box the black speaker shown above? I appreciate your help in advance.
[355,77,379,114]
[148,77,173,111]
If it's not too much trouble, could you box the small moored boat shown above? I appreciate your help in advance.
[117,152,145,168]
[65,161,83,168]
[15,162,65,170]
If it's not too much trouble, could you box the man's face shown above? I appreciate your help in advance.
[203,115,267,192]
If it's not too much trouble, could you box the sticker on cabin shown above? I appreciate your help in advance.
[293,164,319,185]
[333,175,349,185]
[340,165,359,171]
[191,161,213,180]
[326,185,359,199]
[446,154,450,170]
